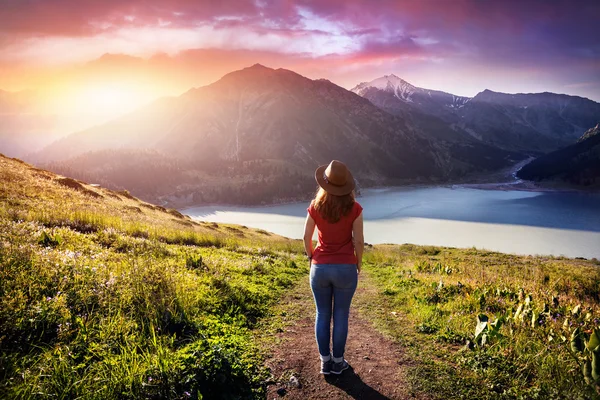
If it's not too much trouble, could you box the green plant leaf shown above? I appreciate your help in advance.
[584,359,593,384]
[513,304,523,321]
[587,329,600,352]
[571,328,584,353]
[475,314,489,339]
[593,351,600,381]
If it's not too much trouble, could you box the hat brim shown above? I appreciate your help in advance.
[315,164,355,196]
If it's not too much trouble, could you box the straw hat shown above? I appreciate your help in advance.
[315,160,355,196]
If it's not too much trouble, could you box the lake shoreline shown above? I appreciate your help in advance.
[183,186,600,259]
[180,181,594,212]
[181,158,599,210]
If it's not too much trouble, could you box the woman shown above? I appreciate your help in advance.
[303,160,364,375]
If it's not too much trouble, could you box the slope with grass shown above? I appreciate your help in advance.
[2,154,600,399]
[358,245,600,399]
[0,154,307,399]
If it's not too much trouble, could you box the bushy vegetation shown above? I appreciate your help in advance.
[362,245,600,399]
[0,155,306,399]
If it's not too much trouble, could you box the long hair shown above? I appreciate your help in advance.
[312,187,355,223]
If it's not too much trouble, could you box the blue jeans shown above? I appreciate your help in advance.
[310,263,358,358]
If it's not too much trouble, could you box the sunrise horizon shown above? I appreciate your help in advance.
[2,0,599,131]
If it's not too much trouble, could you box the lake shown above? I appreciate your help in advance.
[182,187,600,259]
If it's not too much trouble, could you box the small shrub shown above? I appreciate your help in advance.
[416,322,439,334]
[38,231,62,247]
[168,209,185,219]
[186,254,205,270]
[117,189,136,199]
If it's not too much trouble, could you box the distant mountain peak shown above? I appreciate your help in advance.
[351,75,418,102]
[247,63,272,70]
[351,75,472,109]
[212,63,278,86]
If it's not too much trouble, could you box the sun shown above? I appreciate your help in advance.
[77,83,147,116]
[44,81,158,132]
[41,79,170,132]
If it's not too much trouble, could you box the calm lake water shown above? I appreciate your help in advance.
[182,187,600,259]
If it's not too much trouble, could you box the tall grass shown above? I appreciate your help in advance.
[363,244,600,399]
[0,156,308,398]
[0,217,307,398]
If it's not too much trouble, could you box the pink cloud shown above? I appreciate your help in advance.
[0,0,598,100]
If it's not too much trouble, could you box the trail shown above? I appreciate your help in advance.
[265,273,423,400]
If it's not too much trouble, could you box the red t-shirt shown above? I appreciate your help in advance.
[307,201,363,265]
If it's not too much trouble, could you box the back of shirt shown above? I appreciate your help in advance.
[307,201,363,265]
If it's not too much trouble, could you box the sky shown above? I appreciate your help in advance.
[1,0,599,128]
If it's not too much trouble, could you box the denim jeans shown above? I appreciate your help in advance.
[310,263,358,358]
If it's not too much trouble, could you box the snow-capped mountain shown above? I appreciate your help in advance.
[352,75,600,153]
[352,75,470,110]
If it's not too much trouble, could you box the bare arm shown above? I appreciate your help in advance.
[352,213,364,274]
[303,213,316,260]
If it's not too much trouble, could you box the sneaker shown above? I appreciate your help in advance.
[331,359,350,375]
[320,359,332,375]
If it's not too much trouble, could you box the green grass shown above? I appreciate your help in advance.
[3,154,600,399]
[0,155,307,399]
[358,244,600,399]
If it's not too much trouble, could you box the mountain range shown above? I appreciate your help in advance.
[3,64,599,205]
[32,64,525,205]
[352,75,600,153]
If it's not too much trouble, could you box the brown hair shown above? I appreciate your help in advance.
[312,187,355,223]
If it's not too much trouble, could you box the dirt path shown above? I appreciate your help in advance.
[264,273,421,400]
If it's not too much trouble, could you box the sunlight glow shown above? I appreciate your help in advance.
[42,81,165,133]
[75,84,146,115]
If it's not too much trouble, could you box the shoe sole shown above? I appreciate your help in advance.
[330,365,349,375]
[320,371,331,375]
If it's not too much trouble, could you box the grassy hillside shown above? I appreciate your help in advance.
[360,245,600,399]
[0,154,306,399]
[2,153,600,399]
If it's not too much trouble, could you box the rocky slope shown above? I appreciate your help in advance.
[516,123,600,187]
[352,77,600,153]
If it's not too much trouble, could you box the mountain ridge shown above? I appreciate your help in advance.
[517,123,600,187]
[352,75,600,153]
[33,64,522,206]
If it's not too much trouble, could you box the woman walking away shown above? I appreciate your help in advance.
[303,160,364,375]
